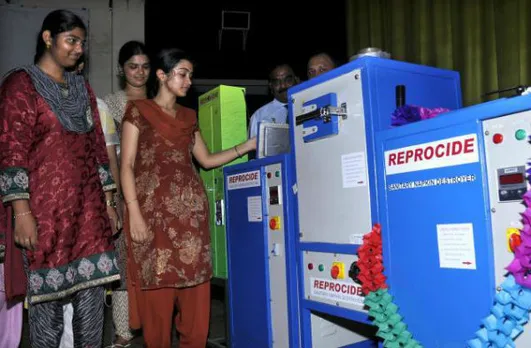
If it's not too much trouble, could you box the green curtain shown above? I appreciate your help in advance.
[346,0,531,106]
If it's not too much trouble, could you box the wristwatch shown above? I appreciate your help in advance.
[106,200,117,208]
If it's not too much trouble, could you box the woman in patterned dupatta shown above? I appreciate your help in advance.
[59,56,123,348]
[120,48,256,347]
[0,10,120,348]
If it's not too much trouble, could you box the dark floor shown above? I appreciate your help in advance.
[19,283,227,348]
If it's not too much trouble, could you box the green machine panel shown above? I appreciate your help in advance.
[198,85,248,279]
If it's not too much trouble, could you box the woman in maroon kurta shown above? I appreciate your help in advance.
[120,48,256,347]
[0,10,119,348]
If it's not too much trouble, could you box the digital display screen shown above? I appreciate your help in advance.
[269,186,279,205]
[499,173,524,185]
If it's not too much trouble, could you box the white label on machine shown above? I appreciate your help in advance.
[247,196,263,222]
[436,223,477,270]
[310,277,365,306]
[341,152,367,188]
[385,134,479,175]
[227,170,261,190]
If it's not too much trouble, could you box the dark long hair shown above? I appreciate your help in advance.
[34,10,86,64]
[148,48,194,98]
[118,41,149,89]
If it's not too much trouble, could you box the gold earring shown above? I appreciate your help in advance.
[46,42,51,49]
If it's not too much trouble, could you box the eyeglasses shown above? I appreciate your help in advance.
[270,75,296,87]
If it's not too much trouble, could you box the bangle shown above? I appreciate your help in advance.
[125,198,138,205]
[14,210,32,219]
[234,145,242,158]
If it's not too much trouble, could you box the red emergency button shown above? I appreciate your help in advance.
[509,233,522,252]
[493,133,503,144]
[331,265,340,279]
[507,227,521,253]
[269,216,281,230]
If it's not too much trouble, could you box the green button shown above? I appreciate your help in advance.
[318,264,325,272]
[275,171,280,177]
[515,129,527,141]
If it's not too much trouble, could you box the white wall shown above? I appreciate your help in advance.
[0,0,144,97]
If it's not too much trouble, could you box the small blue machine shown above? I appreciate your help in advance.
[375,94,531,346]
[223,154,299,348]
[288,57,463,347]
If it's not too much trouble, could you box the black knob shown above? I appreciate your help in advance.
[349,261,361,283]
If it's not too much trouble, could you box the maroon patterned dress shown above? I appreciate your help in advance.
[0,71,120,304]
[123,100,212,328]
[124,100,212,290]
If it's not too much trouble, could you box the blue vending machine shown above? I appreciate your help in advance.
[375,94,531,346]
[224,154,299,348]
[288,57,462,347]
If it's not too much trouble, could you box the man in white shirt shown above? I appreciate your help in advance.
[248,64,299,138]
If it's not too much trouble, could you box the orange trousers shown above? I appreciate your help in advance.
[139,281,210,348]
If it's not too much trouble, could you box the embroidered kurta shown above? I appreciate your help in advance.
[0,71,120,304]
[123,99,212,292]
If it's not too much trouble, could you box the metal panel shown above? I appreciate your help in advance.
[482,111,531,345]
[224,155,300,348]
[198,85,248,279]
[265,162,290,347]
[375,95,531,347]
[302,252,365,311]
[225,166,270,347]
[379,122,493,346]
[292,70,371,245]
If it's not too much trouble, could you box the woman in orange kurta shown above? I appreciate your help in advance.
[120,48,256,348]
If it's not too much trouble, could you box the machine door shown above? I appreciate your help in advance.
[225,168,272,348]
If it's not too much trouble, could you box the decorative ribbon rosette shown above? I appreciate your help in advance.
[356,224,387,295]
[391,105,450,127]
[356,224,421,347]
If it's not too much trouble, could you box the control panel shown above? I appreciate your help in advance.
[265,162,290,347]
[483,110,531,288]
[303,251,366,311]
[482,108,531,346]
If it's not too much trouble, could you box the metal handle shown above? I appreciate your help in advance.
[295,106,348,126]
[215,199,224,226]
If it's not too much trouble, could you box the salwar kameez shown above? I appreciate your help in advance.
[123,100,212,348]
[0,70,120,347]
